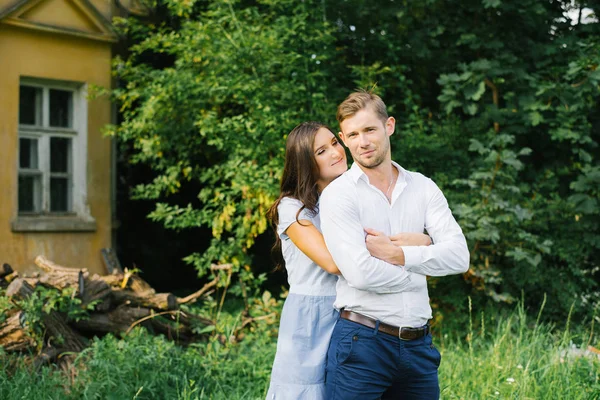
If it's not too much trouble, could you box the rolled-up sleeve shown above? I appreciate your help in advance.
[320,182,416,293]
[401,179,470,276]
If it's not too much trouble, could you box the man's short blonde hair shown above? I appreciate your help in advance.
[336,90,389,124]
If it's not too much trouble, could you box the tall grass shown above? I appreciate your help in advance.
[437,298,600,399]
[0,301,598,399]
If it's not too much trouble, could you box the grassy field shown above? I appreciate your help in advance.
[1,302,598,399]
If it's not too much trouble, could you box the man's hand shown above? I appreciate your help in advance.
[365,228,405,266]
[389,232,432,247]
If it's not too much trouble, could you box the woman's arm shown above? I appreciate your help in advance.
[285,220,340,275]
[364,228,432,266]
[389,232,432,247]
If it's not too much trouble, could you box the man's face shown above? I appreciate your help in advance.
[339,107,395,169]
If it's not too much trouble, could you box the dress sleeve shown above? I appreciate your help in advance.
[277,197,313,239]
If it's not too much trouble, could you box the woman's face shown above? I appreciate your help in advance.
[313,127,347,191]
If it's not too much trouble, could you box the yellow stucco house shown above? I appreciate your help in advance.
[0,0,143,275]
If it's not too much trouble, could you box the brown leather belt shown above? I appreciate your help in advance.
[340,310,429,340]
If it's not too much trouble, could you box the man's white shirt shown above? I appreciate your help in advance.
[320,161,469,328]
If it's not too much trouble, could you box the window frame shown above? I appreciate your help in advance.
[13,77,95,232]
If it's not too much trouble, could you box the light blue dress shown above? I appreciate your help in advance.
[266,197,338,400]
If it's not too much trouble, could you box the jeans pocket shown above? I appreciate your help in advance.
[335,332,356,365]
[421,334,441,368]
[433,344,441,367]
[428,338,442,368]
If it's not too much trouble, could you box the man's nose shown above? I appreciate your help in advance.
[358,133,370,147]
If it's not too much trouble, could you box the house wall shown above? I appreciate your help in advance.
[0,23,113,275]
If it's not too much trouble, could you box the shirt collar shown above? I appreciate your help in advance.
[347,160,409,185]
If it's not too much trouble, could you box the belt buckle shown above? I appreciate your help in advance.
[399,326,425,341]
[398,327,411,341]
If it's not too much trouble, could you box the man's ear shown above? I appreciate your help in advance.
[338,131,348,146]
[385,117,396,137]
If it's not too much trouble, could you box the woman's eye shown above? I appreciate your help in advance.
[317,150,325,155]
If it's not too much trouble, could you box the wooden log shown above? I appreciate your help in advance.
[6,279,86,352]
[100,248,123,274]
[147,316,192,342]
[94,273,125,287]
[33,346,64,370]
[129,275,154,295]
[0,263,14,279]
[72,305,151,334]
[0,312,35,352]
[34,255,88,276]
[37,273,83,289]
[93,272,153,294]
[3,271,19,284]
[80,278,113,311]
[111,289,178,311]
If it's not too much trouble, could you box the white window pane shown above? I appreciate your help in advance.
[50,177,71,212]
[18,175,42,212]
[19,138,39,169]
[50,137,71,173]
[19,86,42,125]
[49,89,73,128]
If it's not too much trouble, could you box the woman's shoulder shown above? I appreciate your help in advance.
[277,197,316,224]
[278,196,303,208]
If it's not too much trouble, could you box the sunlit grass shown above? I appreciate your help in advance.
[438,298,600,399]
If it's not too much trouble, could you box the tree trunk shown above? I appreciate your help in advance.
[111,289,178,311]
[72,305,151,334]
[34,255,88,277]
[0,312,35,352]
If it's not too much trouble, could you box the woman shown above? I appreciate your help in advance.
[266,121,431,399]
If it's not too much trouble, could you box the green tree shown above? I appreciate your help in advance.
[107,0,345,301]
[108,0,600,321]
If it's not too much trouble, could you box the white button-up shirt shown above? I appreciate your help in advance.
[320,161,469,327]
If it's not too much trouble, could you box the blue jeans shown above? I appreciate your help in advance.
[325,317,441,400]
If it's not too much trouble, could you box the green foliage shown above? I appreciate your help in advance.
[0,289,15,324]
[108,0,346,301]
[430,3,600,315]
[0,302,279,399]
[107,0,600,321]
[10,286,97,348]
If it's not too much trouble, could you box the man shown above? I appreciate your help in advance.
[320,90,469,399]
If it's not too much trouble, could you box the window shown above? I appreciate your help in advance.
[14,78,95,232]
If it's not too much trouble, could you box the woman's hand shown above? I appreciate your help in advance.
[365,228,405,265]
[365,229,432,266]
[389,232,432,247]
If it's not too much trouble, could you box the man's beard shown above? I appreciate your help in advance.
[354,142,389,169]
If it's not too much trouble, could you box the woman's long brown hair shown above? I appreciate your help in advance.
[267,121,331,270]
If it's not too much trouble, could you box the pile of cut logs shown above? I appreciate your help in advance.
[0,256,221,367]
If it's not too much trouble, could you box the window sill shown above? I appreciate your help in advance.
[12,216,97,232]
